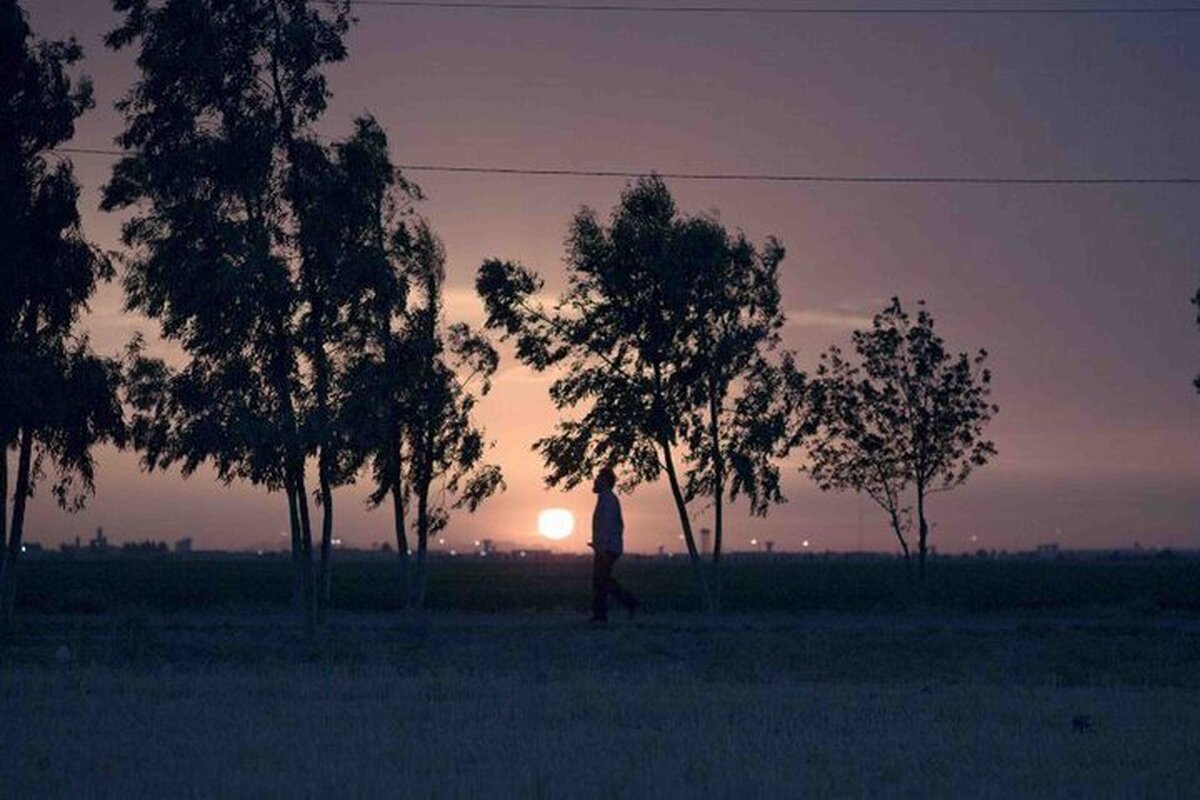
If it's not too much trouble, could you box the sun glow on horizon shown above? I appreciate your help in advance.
[537,508,575,541]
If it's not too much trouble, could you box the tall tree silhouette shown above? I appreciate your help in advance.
[675,217,794,610]
[330,119,422,604]
[0,0,125,627]
[401,225,503,608]
[347,217,503,610]
[805,299,996,582]
[104,0,351,634]
[288,117,424,616]
[477,177,792,611]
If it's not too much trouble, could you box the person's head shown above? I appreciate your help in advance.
[592,466,616,494]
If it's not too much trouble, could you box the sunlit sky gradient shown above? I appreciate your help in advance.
[17,1,1200,554]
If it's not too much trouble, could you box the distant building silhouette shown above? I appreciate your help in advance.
[89,527,109,554]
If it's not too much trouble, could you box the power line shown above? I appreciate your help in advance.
[380,163,1200,184]
[50,147,1200,185]
[337,1,1200,16]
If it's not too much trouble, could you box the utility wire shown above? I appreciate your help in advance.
[50,147,1200,185]
[336,1,1200,16]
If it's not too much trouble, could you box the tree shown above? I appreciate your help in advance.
[328,119,422,605]
[804,346,916,579]
[675,217,793,609]
[104,0,351,634]
[0,0,125,627]
[804,298,997,582]
[399,225,504,608]
[347,219,503,610]
[477,177,793,611]
[289,116,423,617]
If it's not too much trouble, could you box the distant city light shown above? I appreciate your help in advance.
[802,539,810,548]
[750,538,758,547]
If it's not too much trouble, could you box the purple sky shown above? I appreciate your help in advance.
[17,1,1200,554]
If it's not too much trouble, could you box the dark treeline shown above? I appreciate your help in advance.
[2,0,503,635]
[14,0,1156,631]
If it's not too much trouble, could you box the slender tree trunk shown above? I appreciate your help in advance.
[295,471,317,637]
[412,476,431,610]
[0,443,9,589]
[286,477,304,614]
[707,385,724,613]
[270,0,319,634]
[391,471,410,610]
[659,437,712,612]
[1,427,33,629]
[316,454,334,622]
[916,486,929,584]
[889,509,913,586]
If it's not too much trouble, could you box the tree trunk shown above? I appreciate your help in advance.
[0,443,8,595]
[889,509,913,586]
[707,385,724,613]
[659,438,712,612]
[286,477,304,615]
[916,487,929,584]
[391,473,410,611]
[295,473,317,637]
[412,478,430,610]
[316,456,334,623]
[1,427,33,630]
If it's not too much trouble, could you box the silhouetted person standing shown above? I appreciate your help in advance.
[590,467,639,622]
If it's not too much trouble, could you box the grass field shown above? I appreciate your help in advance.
[11,555,1200,615]
[3,559,1199,798]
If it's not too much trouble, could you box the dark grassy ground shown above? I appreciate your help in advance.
[5,558,1200,797]
[11,554,1200,615]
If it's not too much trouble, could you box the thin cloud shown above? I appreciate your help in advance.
[784,307,874,330]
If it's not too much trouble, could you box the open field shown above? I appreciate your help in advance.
[11,556,1200,615]
[4,560,1200,797]
[3,612,1200,798]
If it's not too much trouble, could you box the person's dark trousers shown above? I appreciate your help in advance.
[592,549,638,621]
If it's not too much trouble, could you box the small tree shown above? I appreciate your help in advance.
[675,218,792,609]
[347,221,503,610]
[805,346,915,578]
[0,0,125,626]
[477,177,793,611]
[804,298,996,582]
[401,225,504,608]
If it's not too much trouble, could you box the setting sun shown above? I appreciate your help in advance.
[537,508,575,541]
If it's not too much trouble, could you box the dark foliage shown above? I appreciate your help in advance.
[805,298,997,581]
[478,177,795,610]
[0,0,125,627]
[103,0,352,633]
